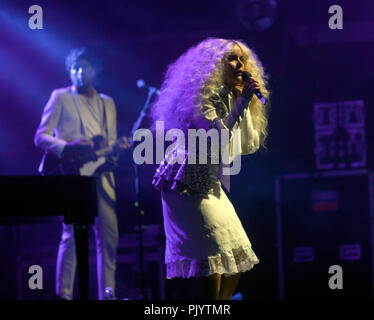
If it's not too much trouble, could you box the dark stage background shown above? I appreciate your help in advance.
[0,0,373,300]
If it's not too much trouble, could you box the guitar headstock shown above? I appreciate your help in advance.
[117,136,131,150]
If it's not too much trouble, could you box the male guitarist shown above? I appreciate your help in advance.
[34,47,130,300]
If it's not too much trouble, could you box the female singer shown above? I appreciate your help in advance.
[151,38,269,300]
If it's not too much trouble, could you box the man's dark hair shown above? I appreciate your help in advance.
[65,47,103,73]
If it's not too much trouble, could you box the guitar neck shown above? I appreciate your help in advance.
[95,139,120,158]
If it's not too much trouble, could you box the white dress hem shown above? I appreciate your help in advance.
[165,245,260,279]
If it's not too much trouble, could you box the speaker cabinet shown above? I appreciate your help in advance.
[275,170,374,299]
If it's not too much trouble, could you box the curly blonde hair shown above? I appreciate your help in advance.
[150,37,270,149]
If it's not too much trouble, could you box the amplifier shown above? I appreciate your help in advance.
[275,170,374,299]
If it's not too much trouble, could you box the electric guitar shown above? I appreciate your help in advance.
[40,135,130,176]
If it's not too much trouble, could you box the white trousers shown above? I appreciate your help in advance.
[56,173,118,300]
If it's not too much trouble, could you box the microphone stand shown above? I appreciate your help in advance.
[130,86,158,300]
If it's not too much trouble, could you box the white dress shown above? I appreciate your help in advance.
[161,185,259,278]
[153,89,261,278]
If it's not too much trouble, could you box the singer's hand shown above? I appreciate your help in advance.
[241,78,261,99]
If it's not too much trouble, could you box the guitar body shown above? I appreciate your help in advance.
[39,135,128,176]
[79,157,106,176]
[40,135,111,176]
[78,135,107,176]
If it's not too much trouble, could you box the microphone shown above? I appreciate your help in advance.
[242,71,266,105]
[136,79,160,96]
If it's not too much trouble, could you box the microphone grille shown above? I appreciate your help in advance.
[136,79,145,88]
[242,71,251,82]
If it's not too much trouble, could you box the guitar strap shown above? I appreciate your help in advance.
[100,96,109,148]
[99,96,117,173]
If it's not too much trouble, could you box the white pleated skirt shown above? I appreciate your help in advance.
[161,186,259,278]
